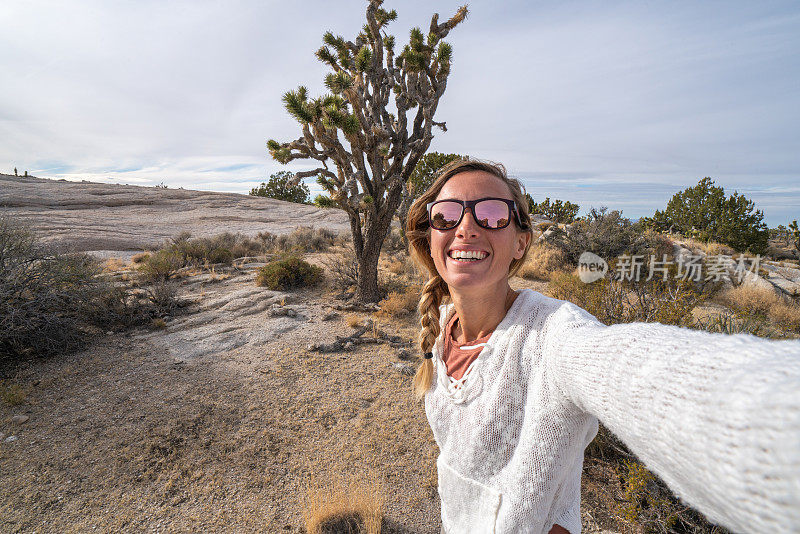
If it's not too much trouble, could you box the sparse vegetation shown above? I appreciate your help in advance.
[549,271,705,327]
[0,216,181,365]
[714,284,800,332]
[546,207,666,266]
[1,380,27,405]
[136,228,341,283]
[518,243,568,281]
[301,476,384,534]
[256,256,323,290]
[323,250,360,291]
[377,286,420,319]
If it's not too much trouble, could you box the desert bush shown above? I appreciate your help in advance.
[138,248,184,282]
[644,177,769,255]
[547,207,650,265]
[131,252,150,264]
[256,256,322,290]
[693,311,773,337]
[715,284,779,317]
[378,286,421,319]
[715,285,800,332]
[274,226,338,253]
[548,271,704,327]
[301,476,384,534]
[518,243,568,281]
[0,216,178,364]
[249,170,310,204]
[138,231,291,282]
[323,250,359,290]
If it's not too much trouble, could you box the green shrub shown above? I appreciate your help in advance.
[250,170,310,204]
[547,207,650,265]
[526,194,580,224]
[279,227,338,253]
[138,248,184,282]
[646,177,769,255]
[256,256,322,290]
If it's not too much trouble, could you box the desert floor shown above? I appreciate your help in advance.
[1,175,624,533]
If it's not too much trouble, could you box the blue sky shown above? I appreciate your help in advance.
[1,0,798,226]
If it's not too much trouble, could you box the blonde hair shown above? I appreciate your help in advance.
[406,159,533,398]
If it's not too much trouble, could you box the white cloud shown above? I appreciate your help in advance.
[1,0,798,224]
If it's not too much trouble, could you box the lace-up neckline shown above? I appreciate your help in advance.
[434,292,526,404]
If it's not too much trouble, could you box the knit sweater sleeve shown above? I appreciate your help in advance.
[544,301,800,533]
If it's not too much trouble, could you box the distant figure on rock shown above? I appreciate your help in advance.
[24,170,28,177]
[405,158,800,534]
[14,167,17,176]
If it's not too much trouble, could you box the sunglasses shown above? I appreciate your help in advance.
[426,197,527,231]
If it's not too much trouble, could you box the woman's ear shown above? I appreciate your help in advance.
[513,231,531,260]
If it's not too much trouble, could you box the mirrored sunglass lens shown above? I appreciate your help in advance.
[475,200,511,228]
[430,202,463,229]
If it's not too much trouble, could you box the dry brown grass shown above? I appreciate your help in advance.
[767,300,800,331]
[518,243,569,281]
[0,380,27,406]
[131,252,150,264]
[301,475,384,534]
[716,284,781,316]
[715,284,800,331]
[345,314,363,328]
[102,257,127,272]
[377,286,421,319]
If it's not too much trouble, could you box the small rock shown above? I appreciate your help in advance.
[390,362,415,376]
[343,341,353,350]
[5,435,17,443]
[322,311,339,321]
[106,330,114,335]
[11,415,29,425]
[397,349,412,361]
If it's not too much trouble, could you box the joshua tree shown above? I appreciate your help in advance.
[790,220,800,254]
[267,0,468,302]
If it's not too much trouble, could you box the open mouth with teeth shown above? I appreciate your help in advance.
[448,249,489,262]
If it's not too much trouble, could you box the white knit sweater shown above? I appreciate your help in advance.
[425,288,800,534]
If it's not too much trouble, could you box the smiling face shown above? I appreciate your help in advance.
[429,170,530,294]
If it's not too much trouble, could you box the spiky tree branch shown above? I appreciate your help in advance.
[267,0,467,302]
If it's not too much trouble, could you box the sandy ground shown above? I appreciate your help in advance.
[0,175,625,533]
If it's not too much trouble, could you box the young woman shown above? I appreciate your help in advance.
[405,159,800,534]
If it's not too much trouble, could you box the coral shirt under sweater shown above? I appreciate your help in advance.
[425,288,800,534]
[442,313,492,380]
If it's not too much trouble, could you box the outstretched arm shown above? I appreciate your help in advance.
[544,302,800,533]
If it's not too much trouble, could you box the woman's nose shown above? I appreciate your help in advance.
[455,208,480,238]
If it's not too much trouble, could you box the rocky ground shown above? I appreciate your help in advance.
[0,173,350,260]
[0,175,623,533]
